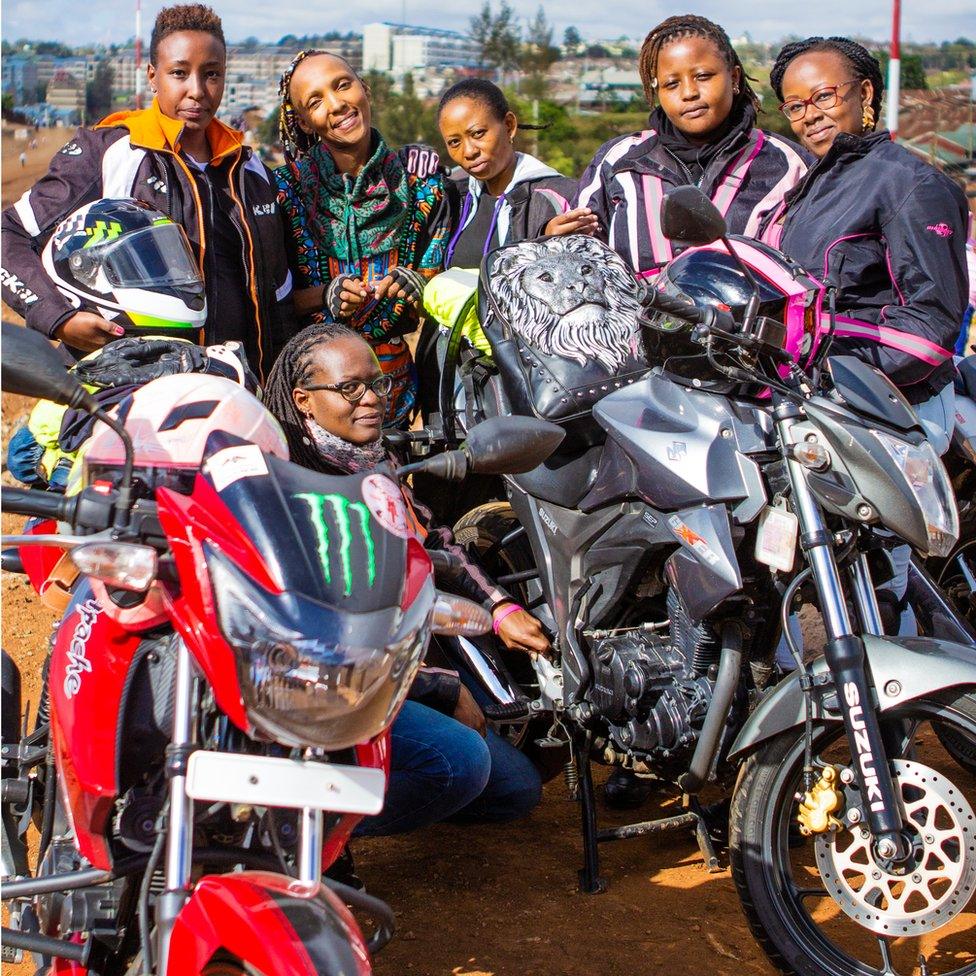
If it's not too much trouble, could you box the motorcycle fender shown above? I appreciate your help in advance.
[166,871,371,976]
[728,634,976,762]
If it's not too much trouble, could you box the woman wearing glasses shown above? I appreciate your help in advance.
[575,14,810,279]
[766,37,967,416]
[262,321,549,847]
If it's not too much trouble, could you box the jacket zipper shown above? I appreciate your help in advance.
[226,153,264,379]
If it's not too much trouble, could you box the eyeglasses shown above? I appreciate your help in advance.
[780,80,857,121]
[302,375,393,403]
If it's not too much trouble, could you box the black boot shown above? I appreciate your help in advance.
[603,768,654,809]
[324,846,365,892]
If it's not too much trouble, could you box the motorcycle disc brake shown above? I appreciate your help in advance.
[814,758,976,935]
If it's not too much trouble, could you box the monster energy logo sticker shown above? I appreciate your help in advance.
[295,493,376,596]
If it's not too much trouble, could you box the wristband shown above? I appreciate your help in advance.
[492,602,522,635]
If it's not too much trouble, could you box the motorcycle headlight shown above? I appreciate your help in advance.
[207,549,432,750]
[871,431,959,558]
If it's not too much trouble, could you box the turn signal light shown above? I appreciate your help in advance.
[431,593,492,637]
[791,442,831,471]
[70,542,158,592]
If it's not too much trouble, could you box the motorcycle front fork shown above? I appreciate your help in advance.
[776,405,909,862]
[155,640,323,972]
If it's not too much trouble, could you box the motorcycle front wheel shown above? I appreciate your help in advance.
[730,688,976,976]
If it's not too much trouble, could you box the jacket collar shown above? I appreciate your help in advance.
[95,99,245,165]
[465,152,562,202]
[784,129,891,207]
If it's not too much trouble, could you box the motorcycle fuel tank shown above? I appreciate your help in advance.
[593,370,772,517]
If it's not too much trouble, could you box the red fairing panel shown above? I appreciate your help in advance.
[18,518,62,595]
[167,871,372,976]
[49,581,144,869]
[156,476,281,734]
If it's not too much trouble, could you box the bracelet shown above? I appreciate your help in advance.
[492,602,523,635]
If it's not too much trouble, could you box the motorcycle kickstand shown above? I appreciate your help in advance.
[573,733,607,895]
[686,796,721,873]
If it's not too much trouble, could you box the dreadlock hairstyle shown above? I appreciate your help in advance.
[637,15,760,115]
[277,50,363,162]
[770,37,884,127]
[437,78,547,130]
[149,4,225,65]
[263,321,364,472]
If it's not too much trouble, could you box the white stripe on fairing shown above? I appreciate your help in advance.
[743,135,808,239]
[13,189,41,236]
[620,172,640,266]
[101,136,146,198]
[275,269,293,302]
[243,154,269,183]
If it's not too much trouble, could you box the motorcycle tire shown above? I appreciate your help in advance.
[730,688,976,976]
[934,722,976,778]
[453,502,568,783]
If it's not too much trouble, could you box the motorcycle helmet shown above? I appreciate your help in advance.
[643,236,825,393]
[42,198,207,340]
[81,373,287,499]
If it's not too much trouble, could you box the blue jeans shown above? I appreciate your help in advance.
[353,700,542,837]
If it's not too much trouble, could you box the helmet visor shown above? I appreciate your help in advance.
[98,224,202,289]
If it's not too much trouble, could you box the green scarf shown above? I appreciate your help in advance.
[296,130,411,263]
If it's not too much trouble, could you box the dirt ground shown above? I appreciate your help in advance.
[1,126,972,976]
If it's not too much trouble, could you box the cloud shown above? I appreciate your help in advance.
[2,0,969,47]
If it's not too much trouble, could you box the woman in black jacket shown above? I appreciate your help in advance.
[766,37,968,416]
[0,3,296,382]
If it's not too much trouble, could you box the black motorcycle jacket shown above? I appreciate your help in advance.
[764,131,968,402]
[1,102,297,383]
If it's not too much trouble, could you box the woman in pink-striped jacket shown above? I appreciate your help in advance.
[575,14,810,281]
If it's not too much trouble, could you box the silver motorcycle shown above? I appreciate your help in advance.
[436,188,976,975]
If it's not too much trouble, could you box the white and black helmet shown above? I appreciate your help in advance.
[42,198,207,339]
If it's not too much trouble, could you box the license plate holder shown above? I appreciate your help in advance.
[185,751,385,815]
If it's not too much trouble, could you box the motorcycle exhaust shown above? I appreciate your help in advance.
[677,623,743,795]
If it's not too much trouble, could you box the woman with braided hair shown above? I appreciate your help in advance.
[273,51,452,428]
[262,322,548,843]
[575,14,810,278]
[765,37,967,413]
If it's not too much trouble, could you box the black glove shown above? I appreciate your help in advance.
[387,266,426,303]
[73,338,206,388]
[324,275,358,321]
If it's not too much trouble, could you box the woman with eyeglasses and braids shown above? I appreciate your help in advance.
[273,51,453,428]
[575,14,810,280]
[765,37,967,423]
[262,322,549,847]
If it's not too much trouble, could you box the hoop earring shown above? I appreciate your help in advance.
[862,104,875,132]
[733,85,740,95]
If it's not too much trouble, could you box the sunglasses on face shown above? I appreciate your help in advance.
[302,375,393,403]
[780,80,857,121]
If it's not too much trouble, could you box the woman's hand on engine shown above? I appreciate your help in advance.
[54,311,125,351]
[493,603,552,656]
[544,207,599,237]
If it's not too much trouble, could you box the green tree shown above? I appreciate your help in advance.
[469,1,522,76]
[876,51,928,90]
[563,26,582,54]
[85,61,114,123]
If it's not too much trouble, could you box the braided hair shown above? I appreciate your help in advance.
[263,322,362,472]
[638,15,760,115]
[277,49,362,162]
[770,37,884,126]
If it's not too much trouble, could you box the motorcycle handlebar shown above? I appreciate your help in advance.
[640,288,709,325]
[0,486,77,524]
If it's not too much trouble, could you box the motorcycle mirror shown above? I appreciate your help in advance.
[463,416,565,475]
[1,322,98,413]
[660,186,727,246]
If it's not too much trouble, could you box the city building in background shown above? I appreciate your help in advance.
[363,22,478,78]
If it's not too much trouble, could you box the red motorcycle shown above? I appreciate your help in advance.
[1,324,558,975]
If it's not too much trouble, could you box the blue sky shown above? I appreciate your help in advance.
[2,0,971,47]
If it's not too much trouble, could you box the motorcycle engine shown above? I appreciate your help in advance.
[589,591,717,762]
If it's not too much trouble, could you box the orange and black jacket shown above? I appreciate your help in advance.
[1,101,296,382]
